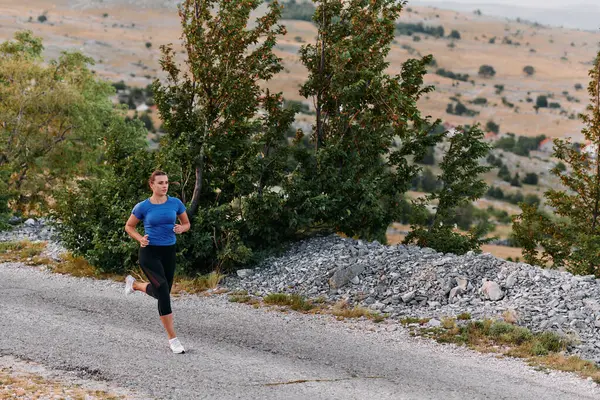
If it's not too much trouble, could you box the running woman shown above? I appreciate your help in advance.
[124,170,190,354]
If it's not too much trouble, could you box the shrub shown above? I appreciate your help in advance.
[471,97,488,105]
[37,14,47,23]
[510,173,522,187]
[486,120,500,134]
[395,22,444,37]
[522,172,539,185]
[536,95,548,108]
[145,42,152,49]
[575,83,583,91]
[497,165,511,182]
[486,186,504,200]
[446,102,479,117]
[448,30,461,40]
[494,84,504,94]
[417,146,435,165]
[549,102,561,109]
[281,0,316,21]
[435,68,469,82]
[523,65,535,76]
[478,65,496,78]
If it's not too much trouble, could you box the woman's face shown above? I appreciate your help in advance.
[150,175,169,196]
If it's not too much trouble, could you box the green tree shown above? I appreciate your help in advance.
[536,95,548,108]
[513,51,600,276]
[522,172,539,185]
[153,0,296,271]
[0,31,119,212]
[292,0,442,243]
[523,65,535,76]
[486,120,500,133]
[478,64,496,78]
[448,30,461,40]
[404,126,492,254]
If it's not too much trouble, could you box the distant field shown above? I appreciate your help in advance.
[2,0,598,140]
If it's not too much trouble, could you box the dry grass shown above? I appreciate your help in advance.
[410,317,600,383]
[331,300,376,320]
[263,293,315,312]
[0,240,47,262]
[0,367,123,400]
[172,271,226,295]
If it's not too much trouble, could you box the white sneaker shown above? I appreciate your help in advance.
[169,337,185,354]
[125,275,135,295]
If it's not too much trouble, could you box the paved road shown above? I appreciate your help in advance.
[1,262,599,400]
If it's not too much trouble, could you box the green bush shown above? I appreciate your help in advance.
[478,64,496,78]
[448,30,461,40]
[536,95,548,108]
[396,22,444,37]
[281,0,316,21]
[486,120,499,134]
[522,172,539,185]
[435,68,469,82]
[523,65,535,76]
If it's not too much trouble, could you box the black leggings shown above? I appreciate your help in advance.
[139,245,176,316]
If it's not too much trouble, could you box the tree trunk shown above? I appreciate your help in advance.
[187,148,204,218]
[315,3,326,151]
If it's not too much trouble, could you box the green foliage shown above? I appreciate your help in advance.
[435,68,469,82]
[280,0,316,21]
[446,102,478,117]
[478,65,496,78]
[151,0,296,272]
[486,120,499,134]
[471,97,488,105]
[512,52,600,276]
[416,146,435,165]
[494,133,547,156]
[0,31,118,213]
[51,117,151,273]
[294,0,443,243]
[283,99,314,115]
[497,164,511,181]
[395,22,444,38]
[522,172,539,185]
[494,84,504,94]
[523,65,535,76]
[536,95,548,108]
[448,30,461,40]
[404,126,492,254]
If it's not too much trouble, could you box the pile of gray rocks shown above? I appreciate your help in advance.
[226,234,600,364]
[0,218,66,262]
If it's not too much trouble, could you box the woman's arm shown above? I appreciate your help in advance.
[125,214,149,246]
[174,212,191,234]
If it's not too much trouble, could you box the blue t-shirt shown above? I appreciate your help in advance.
[131,196,186,246]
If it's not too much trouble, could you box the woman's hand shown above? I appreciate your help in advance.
[173,224,185,234]
[139,235,149,247]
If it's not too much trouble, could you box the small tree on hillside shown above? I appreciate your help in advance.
[523,65,535,76]
[405,125,492,254]
[478,64,496,78]
[513,51,600,276]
